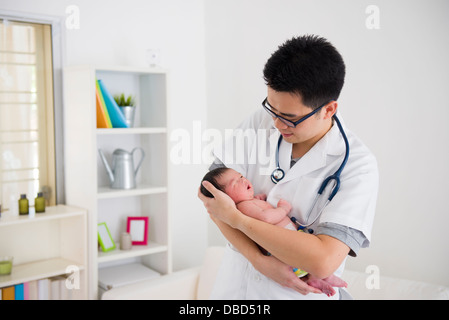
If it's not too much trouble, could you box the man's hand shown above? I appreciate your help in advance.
[198,180,241,227]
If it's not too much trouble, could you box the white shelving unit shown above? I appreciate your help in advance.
[0,205,88,299]
[63,65,171,299]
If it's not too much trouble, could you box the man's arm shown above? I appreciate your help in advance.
[209,215,321,295]
[239,218,350,279]
[201,181,350,279]
[199,186,321,295]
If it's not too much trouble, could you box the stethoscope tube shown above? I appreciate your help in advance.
[317,115,349,202]
[271,115,350,227]
[271,135,285,184]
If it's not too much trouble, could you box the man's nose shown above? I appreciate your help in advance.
[274,117,289,130]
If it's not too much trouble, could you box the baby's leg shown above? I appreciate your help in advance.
[305,274,347,297]
[305,276,336,297]
[322,274,348,288]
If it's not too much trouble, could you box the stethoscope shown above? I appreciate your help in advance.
[271,115,350,228]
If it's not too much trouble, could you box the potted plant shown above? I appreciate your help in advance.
[114,93,136,127]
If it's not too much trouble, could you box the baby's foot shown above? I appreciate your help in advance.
[306,277,337,297]
[322,274,348,288]
[305,274,347,297]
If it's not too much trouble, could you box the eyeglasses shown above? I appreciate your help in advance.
[262,97,329,128]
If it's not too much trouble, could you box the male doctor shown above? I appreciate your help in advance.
[198,35,379,300]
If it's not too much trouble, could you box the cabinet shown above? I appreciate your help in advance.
[63,65,171,299]
[0,205,88,299]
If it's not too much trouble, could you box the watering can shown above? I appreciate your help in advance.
[98,148,145,189]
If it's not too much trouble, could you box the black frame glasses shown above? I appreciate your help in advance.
[262,97,329,128]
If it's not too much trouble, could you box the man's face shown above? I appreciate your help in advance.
[266,87,332,154]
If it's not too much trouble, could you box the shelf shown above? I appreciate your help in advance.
[0,258,85,288]
[97,185,167,199]
[0,205,86,227]
[64,64,171,299]
[95,65,167,75]
[97,127,167,135]
[98,241,168,263]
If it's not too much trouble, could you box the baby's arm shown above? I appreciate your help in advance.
[254,193,267,201]
[237,199,291,226]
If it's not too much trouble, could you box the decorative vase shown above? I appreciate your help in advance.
[119,106,136,128]
[120,232,132,250]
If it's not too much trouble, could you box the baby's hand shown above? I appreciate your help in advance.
[277,199,292,213]
[254,194,267,201]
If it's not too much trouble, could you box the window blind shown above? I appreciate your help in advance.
[0,19,56,210]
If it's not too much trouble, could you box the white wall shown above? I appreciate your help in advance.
[0,0,208,271]
[205,0,449,287]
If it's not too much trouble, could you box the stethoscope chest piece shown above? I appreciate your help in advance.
[271,168,285,184]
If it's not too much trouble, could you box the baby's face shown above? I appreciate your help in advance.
[219,169,254,203]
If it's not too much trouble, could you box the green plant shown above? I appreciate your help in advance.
[114,93,135,106]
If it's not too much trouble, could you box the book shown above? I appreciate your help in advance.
[27,280,38,300]
[59,278,72,300]
[14,283,24,300]
[96,84,110,128]
[97,79,128,128]
[96,79,112,128]
[2,286,15,300]
[37,278,50,300]
[23,282,29,300]
[0,278,75,301]
[1,278,75,301]
[50,277,60,300]
[49,276,72,300]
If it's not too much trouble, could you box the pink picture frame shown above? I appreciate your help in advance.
[126,216,149,245]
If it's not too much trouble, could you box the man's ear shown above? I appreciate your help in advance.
[322,101,338,120]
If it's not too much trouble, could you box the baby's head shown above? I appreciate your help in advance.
[200,167,254,203]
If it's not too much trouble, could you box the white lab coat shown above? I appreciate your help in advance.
[210,109,379,300]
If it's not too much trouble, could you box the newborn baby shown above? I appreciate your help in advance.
[200,167,347,297]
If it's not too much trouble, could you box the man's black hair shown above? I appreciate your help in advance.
[263,35,346,109]
[200,167,229,198]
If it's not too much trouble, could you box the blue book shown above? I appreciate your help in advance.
[14,283,24,300]
[97,79,128,128]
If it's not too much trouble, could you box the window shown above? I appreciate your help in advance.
[0,18,57,210]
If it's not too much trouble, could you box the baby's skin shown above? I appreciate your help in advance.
[213,168,347,297]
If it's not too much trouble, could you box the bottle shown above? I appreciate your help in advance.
[35,192,45,213]
[18,194,29,215]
